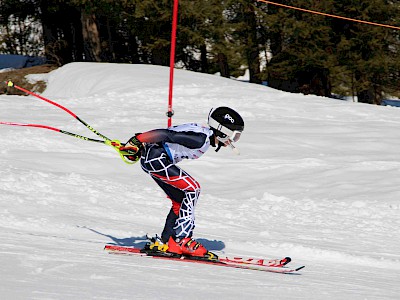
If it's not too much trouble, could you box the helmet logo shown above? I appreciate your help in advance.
[224,114,235,123]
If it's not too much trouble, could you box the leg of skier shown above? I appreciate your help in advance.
[141,144,208,257]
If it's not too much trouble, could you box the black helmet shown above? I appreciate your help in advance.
[208,107,244,144]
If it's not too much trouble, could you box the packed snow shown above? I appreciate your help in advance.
[1,62,399,299]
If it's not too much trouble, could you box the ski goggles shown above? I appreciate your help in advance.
[208,118,242,143]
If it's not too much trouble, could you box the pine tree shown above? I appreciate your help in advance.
[223,0,263,82]
[331,0,400,104]
[266,0,336,96]
[0,0,42,56]
[264,0,400,102]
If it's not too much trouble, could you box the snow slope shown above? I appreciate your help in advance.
[1,62,400,299]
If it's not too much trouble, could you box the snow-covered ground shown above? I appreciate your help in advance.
[1,62,400,299]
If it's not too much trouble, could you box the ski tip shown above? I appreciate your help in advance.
[282,257,291,265]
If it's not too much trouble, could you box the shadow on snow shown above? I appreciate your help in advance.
[84,227,226,251]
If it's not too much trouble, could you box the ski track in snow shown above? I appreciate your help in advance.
[1,62,400,299]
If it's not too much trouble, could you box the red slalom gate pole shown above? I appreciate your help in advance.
[167,0,179,127]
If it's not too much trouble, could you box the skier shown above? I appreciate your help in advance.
[119,107,244,258]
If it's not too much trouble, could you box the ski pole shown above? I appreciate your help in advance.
[0,121,135,164]
[6,80,111,141]
[0,121,106,144]
[2,81,136,164]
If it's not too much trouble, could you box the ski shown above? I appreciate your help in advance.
[104,244,305,274]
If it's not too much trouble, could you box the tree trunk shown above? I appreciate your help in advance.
[357,89,375,104]
[67,9,84,62]
[200,44,209,73]
[218,53,230,78]
[39,1,57,60]
[244,2,261,84]
[355,71,375,104]
[81,11,102,62]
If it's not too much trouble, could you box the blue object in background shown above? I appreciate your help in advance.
[381,99,400,107]
[0,54,46,70]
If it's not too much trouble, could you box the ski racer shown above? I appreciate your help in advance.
[119,107,244,258]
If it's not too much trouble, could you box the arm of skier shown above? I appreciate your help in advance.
[125,129,207,150]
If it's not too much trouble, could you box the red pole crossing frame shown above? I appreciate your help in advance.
[167,0,179,127]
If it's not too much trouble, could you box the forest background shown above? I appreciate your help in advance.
[1,0,400,104]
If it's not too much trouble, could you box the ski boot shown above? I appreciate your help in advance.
[167,237,218,261]
[141,235,169,255]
